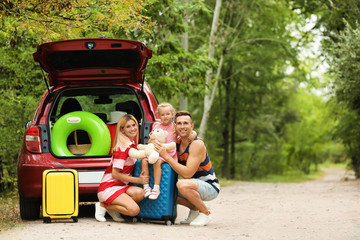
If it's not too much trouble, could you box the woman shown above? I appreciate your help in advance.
[95,114,149,222]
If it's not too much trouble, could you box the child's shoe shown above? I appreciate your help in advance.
[149,189,160,200]
[144,186,152,198]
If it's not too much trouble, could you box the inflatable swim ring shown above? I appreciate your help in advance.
[51,111,111,156]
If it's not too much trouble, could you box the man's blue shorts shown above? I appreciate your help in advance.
[178,179,219,201]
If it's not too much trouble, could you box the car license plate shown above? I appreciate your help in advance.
[78,171,104,184]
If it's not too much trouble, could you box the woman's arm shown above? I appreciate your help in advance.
[112,168,149,185]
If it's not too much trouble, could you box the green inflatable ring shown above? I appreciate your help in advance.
[51,111,111,156]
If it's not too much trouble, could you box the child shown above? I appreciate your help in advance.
[95,114,149,222]
[142,103,178,200]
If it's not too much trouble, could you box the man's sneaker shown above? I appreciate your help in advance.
[144,186,152,198]
[189,212,210,226]
[95,202,106,222]
[180,210,199,224]
[107,209,123,222]
[149,189,160,200]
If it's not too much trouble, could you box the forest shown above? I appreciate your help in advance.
[1,0,360,193]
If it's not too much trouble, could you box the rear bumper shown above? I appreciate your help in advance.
[17,151,109,200]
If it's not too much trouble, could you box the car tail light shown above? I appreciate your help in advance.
[25,126,42,153]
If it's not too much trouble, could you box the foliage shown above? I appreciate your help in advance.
[200,0,318,179]
[289,0,360,41]
[143,0,212,99]
[325,21,360,177]
[328,22,360,110]
[288,0,360,178]
[283,90,342,173]
[0,0,154,42]
[146,46,212,98]
[0,32,44,192]
[0,190,20,231]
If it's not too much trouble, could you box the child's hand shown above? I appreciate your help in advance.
[188,130,197,143]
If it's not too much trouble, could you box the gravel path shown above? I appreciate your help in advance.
[1,168,359,240]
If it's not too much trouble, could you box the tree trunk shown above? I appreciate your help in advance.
[221,69,231,178]
[199,0,222,138]
[179,8,189,111]
[179,92,188,111]
[0,161,3,193]
[230,108,236,178]
[230,81,239,179]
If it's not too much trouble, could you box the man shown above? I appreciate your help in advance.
[154,111,220,226]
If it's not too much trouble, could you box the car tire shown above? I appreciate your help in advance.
[19,194,41,220]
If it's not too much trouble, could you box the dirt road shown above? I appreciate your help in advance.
[1,168,360,240]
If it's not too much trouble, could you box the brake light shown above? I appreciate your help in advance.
[25,126,42,153]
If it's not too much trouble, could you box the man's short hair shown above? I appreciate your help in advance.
[175,111,192,122]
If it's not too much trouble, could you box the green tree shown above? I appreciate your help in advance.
[289,0,360,178]
[327,22,360,177]
[143,0,211,100]
[0,31,45,191]
[199,0,309,178]
[284,90,339,173]
[0,0,156,192]
[0,0,154,42]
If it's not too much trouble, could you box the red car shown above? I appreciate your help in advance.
[17,38,158,220]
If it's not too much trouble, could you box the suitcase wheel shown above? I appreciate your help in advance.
[43,217,51,224]
[165,220,172,226]
[72,217,78,223]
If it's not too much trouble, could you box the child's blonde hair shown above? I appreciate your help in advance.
[157,102,176,134]
[157,102,176,116]
[112,114,139,152]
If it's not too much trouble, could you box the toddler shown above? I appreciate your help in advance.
[142,103,178,200]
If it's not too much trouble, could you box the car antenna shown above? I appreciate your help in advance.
[39,64,54,96]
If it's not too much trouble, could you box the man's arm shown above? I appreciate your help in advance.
[154,140,206,179]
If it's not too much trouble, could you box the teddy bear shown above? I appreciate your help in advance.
[128,128,176,164]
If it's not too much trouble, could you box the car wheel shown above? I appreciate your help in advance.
[19,194,41,220]
[43,217,51,223]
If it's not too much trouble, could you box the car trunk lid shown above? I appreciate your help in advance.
[33,38,152,87]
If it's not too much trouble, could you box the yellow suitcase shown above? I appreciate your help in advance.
[42,167,79,223]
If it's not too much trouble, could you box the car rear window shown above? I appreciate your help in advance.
[48,50,140,70]
[50,87,142,125]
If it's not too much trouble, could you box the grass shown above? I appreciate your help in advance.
[218,178,238,187]
[0,191,21,232]
[320,162,348,169]
[253,169,326,183]
[218,169,326,186]
[252,163,348,183]
[219,163,348,185]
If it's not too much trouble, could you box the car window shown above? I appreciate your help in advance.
[51,87,141,125]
